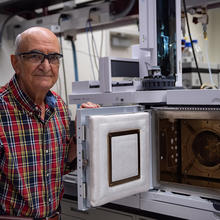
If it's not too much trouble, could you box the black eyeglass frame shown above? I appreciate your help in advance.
[16,50,63,64]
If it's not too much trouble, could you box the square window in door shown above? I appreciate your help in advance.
[87,112,151,207]
[108,130,140,186]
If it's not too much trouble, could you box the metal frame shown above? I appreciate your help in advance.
[108,129,141,187]
[139,0,157,78]
[175,0,182,87]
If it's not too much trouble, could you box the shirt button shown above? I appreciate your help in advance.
[49,198,51,202]
[47,173,49,177]
[46,150,49,153]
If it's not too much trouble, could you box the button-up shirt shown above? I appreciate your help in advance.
[0,75,70,217]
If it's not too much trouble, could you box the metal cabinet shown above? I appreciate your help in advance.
[76,105,152,211]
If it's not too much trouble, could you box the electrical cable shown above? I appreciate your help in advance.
[59,34,69,105]
[58,15,69,106]
[88,20,99,73]
[74,49,96,56]
[70,37,80,109]
[204,39,215,87]
[91,37,99,73]
[87,7,100,71]
[71,38,79,82]
[100,29,104,57]
[86,21,96,80]
[182,0,202,86]
[90,24,99,60]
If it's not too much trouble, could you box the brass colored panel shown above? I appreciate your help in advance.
[159,114,220,189]
[181,119,220,186]
[159,119,180,182]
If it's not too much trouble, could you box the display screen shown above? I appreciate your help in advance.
[111,60,139,77]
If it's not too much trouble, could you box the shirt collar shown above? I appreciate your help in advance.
[9,74,57,113]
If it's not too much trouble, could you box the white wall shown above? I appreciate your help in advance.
[57,30,109,118]
[108,25,139,58]
[206,8,220,64]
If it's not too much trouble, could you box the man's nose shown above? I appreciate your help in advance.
[39,58,51,70]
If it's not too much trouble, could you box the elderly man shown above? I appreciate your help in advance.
[0,27,98,219]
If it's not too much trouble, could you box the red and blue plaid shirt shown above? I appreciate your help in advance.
[0,75,70,217]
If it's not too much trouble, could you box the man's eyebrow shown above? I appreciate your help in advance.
[27,49,43,53]
[27,50,60,55]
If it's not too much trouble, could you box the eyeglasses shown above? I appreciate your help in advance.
[17,50,63,65]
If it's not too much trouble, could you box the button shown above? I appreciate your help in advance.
[46,150,49,153]
[49,198,51,202]
[47,173,49,177]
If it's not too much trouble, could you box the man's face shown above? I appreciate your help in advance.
[11,30,60,98]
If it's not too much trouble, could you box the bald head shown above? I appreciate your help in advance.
[14,27,60,54]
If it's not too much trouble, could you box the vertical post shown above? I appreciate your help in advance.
[175,0,182,87]
[99,57,112,93]
[139,0,157,78]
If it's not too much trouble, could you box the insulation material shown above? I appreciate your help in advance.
[87,112,151,207]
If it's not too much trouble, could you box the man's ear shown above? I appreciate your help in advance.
[10,54,20,74]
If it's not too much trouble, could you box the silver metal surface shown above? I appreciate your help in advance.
[140,190,220,220]
[69,90,167,105]
[167,89,220,105]
[139,0,157,78]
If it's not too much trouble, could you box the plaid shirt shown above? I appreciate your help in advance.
[0,75,70,217]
